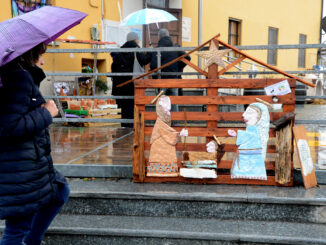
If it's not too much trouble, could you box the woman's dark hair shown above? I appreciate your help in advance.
[20,43,47,66]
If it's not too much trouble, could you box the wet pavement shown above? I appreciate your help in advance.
[49,104,326,170]
[50,127,133,165]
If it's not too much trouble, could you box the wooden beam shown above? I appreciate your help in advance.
[143,111,286,121]
[117,33,221,87]
[218,56,246,76]
[144,142,276,153]
[180,58,208,77]
[215,37,315,87]
[135,94,295,105]
[139,175,292,186]
[144,127,277,137]
[134,78,297,88]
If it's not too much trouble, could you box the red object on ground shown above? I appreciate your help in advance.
[56,38,116,45]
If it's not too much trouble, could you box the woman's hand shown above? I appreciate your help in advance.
[206,141,217,153]
[43,100,58,117]
[228,129,237,137]
[179,128,188,137]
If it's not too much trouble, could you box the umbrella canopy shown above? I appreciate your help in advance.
[0,6,87,67]
[120,8,177,26]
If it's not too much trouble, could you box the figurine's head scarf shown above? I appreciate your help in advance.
[248,102,270,160]
[156,95,171,125]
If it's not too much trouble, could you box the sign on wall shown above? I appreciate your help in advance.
[11,0,49,17]
[182,16,191,42]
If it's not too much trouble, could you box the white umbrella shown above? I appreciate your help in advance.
[120,8,178,45]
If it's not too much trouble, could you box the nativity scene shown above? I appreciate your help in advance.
[128,34,315,186]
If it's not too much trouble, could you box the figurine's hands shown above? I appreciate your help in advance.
[179,128,188,137]
[228,129,237,137]
[206,141,217,153]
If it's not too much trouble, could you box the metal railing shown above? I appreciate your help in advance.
[46,43,326,124]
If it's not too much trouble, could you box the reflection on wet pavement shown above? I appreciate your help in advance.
[50,103,326,169]
[50,126,133,165]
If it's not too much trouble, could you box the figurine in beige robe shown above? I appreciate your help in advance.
[147,95,187,177]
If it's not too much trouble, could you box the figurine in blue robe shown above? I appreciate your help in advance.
[228,102,269,180]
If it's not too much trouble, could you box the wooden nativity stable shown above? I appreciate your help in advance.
[123,34,315,186]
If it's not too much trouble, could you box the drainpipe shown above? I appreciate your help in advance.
[320,0,323,44]
[198,0,203,70]
[318,0,324,66]
[101,0,104,20]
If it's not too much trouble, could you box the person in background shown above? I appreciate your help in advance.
[150,28,191,99]
[111,32,152,128]
[0,43,70,245]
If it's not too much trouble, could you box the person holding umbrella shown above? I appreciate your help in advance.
[0,6,87,245]
[150,28,191,112]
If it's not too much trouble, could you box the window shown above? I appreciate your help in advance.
[228,19,241,59]
[298,34,307,68]
[267,27,278,65]
[145,0,168,8]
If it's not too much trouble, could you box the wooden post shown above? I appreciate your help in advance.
[275,123,292,184]
[206,40,219,143]
[133,108,145,182]
[133,106,141,180]
[139,112,145,181]
[133,87,146,182]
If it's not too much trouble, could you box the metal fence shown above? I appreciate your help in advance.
[46,43,326,125]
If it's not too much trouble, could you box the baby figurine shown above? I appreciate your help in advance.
[147,95,188,177]
[228,102,269,180]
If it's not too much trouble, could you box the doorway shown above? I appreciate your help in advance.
[143,0,182,47]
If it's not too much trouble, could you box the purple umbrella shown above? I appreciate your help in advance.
[0,6,87,67]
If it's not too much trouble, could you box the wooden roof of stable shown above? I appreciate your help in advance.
[118,33,315,88]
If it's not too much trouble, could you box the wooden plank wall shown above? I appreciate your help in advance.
[133,78,296,186]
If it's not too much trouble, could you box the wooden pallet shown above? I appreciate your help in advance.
[85,113,121,127]
[133,78,296,186]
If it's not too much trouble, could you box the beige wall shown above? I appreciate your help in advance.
[184,0,322,73]
[1,0,322,75]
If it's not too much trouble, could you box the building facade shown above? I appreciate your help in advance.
[0,0,322,78]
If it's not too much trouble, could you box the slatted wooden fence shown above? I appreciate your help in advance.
[133,78,296,186]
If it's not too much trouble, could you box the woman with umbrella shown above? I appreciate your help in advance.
[0,6,87,245]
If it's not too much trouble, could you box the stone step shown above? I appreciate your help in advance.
[60,179,326,224]
[1,214,324,245]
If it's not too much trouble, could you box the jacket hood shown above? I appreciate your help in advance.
[121,40,139,48]
[0,59,45,87]
[158,36,173,47]
[21,63,46,87]
[111,40,140,59]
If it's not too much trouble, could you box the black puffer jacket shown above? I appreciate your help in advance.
[111,40,152,96]
[150,36,191,79]
[0,60,66,219]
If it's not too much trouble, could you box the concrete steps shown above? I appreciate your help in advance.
[1,179,325,244]
[41,215,326,245]
[61,183,326,225]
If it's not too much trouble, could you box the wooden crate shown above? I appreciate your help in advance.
[85,108,121,127]
[133,78,296,186]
